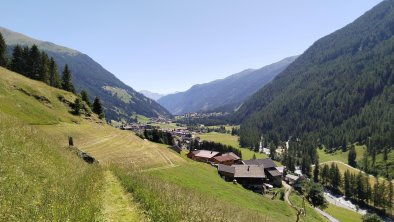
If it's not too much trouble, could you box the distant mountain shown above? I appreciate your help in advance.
[140,90,165,101]
[0,26,172,120]
[158,56,297,115]
[236,0,394,163]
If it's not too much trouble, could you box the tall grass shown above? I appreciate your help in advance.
[0,114,103,221]
[112,166,276,222]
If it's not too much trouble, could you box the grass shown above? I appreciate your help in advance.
[0,68,325,221]
[325,204,363,222]
[114,164,302,222]
[38,121,185,169]
[317,145,365,163]
[288,193,328,222]
[0,113,103,221]
[150,122,181,130]
[146,155,323,222]
[102,86,133,104]
[100,170,146,222]
[320,161,391,186]
[0,67,78,125]
[197,132,268,160]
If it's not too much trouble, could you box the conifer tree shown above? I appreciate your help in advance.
[39,52,50,84]
[313,158,319,183]
[388,180,393,215]
[73,98,82,115]
[0,32,7,67]
[28,45,41,80]
[344,170,351,198]
[92,96,104,118]
[80,90,91,107]
[348,145,357,167]
[49,57,61,88]
[61,64,75,93]
[10,45,24,74]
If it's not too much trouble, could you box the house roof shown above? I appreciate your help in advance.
[234,165,265,178]
[213,154,237,162]
[267,169,282,177]
[225,152,241,160]
[242,158,277,168]
[218,164,235,174]
[276,166,286,173]
[193,150,220,159]
[286,174,299,181]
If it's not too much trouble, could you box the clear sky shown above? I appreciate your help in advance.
[1,0,382,94]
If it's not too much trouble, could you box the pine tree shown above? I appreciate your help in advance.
[313,158,319,183]
[356,172,366,201]
[373,178,380,207]
[320,164,330,187]
[365,176,372,204]
[73,98,82,115]
[388,180,393,215]
[49,57,61,88]
[61,64,75,93]
[21,46,30,76]
[92,96,104,118]
[344,170,351,198]
[39,52,50,84]
[80,90,91,107]
[28,45,41,80]
[348,145,357,167]
[10,45,24,74]
[0,32,7,67]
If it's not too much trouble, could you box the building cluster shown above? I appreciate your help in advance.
[187,149,303,193]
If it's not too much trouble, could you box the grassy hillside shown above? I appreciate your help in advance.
[0,67,328,221]
[1,26,172,121]
[0,113,103,221]
[197,132,268,160]
[317,145,365,163]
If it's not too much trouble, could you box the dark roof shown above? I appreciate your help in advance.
[242,158,277,168]
[234,165,265,178]
[218,164,235,174]
[213,154,237,162]
[267,169,281,177]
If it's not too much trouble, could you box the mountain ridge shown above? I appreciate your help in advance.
[0,26,172,120]
[158,56,297,115]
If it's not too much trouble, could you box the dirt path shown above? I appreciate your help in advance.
[100,170,146,222]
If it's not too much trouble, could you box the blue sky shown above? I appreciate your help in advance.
[1,0,382,94]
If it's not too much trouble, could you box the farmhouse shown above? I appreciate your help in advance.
[187,150,220,162]
[285,174,304,188]
[212,152,241,165]
[218,164,266,190]
[242,158,282,187]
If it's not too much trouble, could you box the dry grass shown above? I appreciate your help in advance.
[38,121,185,169]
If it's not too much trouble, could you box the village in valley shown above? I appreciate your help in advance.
[116,115,304,195]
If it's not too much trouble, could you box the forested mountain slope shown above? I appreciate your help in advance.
[158,56,297,115]
[237,0,394,159]
[0,26,172,120]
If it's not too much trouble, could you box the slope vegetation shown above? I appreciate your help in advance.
[1,26,171,121]
[0,67,324,221]
[158,56,297,114]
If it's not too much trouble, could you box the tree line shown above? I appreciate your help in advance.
[0,32,104,119]
[143,129,174,146]
[189,139,242,159]
[317,163,393,216]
